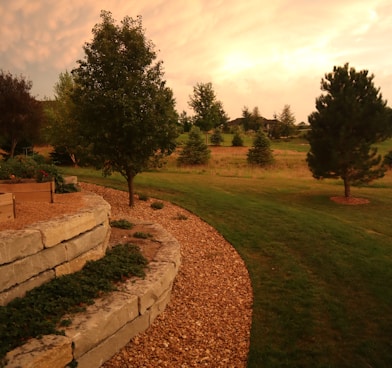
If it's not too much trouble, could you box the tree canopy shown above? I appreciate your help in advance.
[307,63,392,198]
[0,70,42,158]
[241,106,263,132]
[44,71,87,166]
[270,104,296,139]
[72,11,178,206]
[188,82,228,133]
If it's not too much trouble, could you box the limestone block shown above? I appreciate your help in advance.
[89,206,111,227]
[82,191,111,226]
[123,261,177,314]
[153,239,181,271]
[64,223,109,261]
[76,311,150,368]
[0,270,54,306]
[149,287,172,324]
[5,334,72,368]
[65,292,139,359]
[0,243,66,291]
[0,229,43,265]
[55,242,106,277]
[30,212,98,248]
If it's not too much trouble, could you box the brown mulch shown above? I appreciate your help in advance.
[1,184,253,367]
[330,196,370,205]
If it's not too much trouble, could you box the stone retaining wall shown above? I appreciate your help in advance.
[4,222,181,368]
[0,191,111,306]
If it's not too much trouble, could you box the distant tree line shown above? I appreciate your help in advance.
[1,11,391,201]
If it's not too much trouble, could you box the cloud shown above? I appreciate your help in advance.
[1,0,391,121]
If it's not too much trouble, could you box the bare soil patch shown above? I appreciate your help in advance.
[109,225,162,261]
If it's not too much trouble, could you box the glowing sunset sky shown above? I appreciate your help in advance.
[1,0,391,123]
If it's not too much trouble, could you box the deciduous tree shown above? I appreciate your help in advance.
[72,11,178,206]
[44,71,87,166]
[188,82,227,139]
[307,63,392,198]
[242,106,263,132]
[0,70,42,158]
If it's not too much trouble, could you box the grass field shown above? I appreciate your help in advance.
[62,138,392,367]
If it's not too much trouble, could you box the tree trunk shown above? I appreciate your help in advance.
[127,175,135,207]
[10,138,17,158]
[343,177,351,198]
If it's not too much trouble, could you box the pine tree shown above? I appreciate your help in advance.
[210,128,224,146]
[247,130,274,166]
[231,131,244,147]
[177,127,210,165]
[307,63,391,197]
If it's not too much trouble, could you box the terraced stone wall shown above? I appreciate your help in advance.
[0,192,111,306]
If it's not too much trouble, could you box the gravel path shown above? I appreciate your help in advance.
[79,183,253,368]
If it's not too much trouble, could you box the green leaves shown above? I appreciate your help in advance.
[307,63,391,196]
[72,11,178,205]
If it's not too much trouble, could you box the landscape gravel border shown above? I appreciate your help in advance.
[78,183,253,368]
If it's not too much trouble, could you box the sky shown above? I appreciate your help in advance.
[1,0,392,123]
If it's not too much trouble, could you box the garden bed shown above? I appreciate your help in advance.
[0,180,54,203]
[0,193,15,222]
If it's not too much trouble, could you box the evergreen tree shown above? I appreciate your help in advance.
[177,126,210,165]
[307,63,391,198]
[247,130,274,166]
[210,127,224,146]
[231,131,244,147]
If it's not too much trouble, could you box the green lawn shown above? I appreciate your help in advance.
[63,142,392,367]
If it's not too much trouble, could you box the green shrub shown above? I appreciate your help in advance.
[110,219,134,229]
[138,193,149,201]
[133,231,153,239]
[0,156,78,194]
[150,201,164,210]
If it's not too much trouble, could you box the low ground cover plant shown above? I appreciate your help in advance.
[150,200,164,210]
[110,219,134,229]
[133,231,153,239]
[0,243,147,364]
